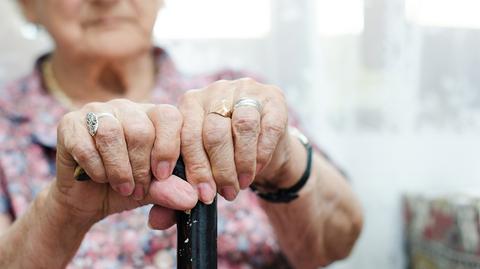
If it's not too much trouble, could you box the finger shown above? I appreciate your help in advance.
[179,91,216,204]
[116,101,155,201]
[104,174,197,216]
[144,175,198,210]
[256,88,288,173]
[57,111,107,184]
[148,104,182,181]
[203,113,239,201]
[89,104,134,197]
[148,205,176,230]
[231,105,261,189]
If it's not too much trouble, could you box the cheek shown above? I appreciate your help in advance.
[40,0,84,47]
[42,0,160,58]
[133,0,161,36]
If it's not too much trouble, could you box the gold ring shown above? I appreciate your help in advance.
[208,99,233,118]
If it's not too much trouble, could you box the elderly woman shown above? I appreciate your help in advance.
[0,1,362,268]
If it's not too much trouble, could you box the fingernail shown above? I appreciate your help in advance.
[117,182,134,196]
[133,185,144,201]
[156,161,171,180]
[220,186,237,201]
[238,173,252,190]
[197,183,215,204]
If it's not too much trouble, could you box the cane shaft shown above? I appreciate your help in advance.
[173,158,217,269]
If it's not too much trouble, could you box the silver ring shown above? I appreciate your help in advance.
[233,97,262,113]
[86,112,116,137]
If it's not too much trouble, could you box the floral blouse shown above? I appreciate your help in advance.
[0,48,291,268]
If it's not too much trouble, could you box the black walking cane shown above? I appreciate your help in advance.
[173,157,217,269]
[74,157,218,269]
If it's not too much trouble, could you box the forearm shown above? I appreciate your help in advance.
[260,139,363,268]
[0,185,92,268]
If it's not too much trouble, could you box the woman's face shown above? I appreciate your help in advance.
[21,0,163,59]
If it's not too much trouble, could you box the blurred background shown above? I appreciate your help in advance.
[1,0,479,268]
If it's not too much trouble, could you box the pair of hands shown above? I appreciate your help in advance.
[52,78,291,229]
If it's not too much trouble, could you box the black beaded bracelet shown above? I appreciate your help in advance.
[250,128,313,203]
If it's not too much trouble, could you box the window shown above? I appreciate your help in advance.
[154,0,271,39]
[316,0,364,35]
[406,0,480,28]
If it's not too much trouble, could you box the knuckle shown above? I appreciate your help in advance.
[108,167,132,183]
[257,140,275,164]
[181,127,201,147]
[81,102,103,112]
[235,157,253,171]
[233,114,259,136]
[256,148,271,164]
[211,79,230,87]
[60,111,77,124]
[270,85,285,98]
[95,124,122,145]
[71,144,97,164]
[135,123,154,141]
[187,161,210,180]
[180,90,199,103]
[132,167,151,183]
[59,111,79,129]
[264,122,285,139]
[108,98,133,107]
[236,136,258,151]
[153,141,178,160]
[203,122,229,148]
[239,77,257,85]
[157,104,182,123]
[178,91,201,112]
[57,112,76,142]
[258,136,277,154]
[264,85,286,104]
[126,122,154,146]
[207,80,232,93]
[88,168,106,183]
[212,166,235,184]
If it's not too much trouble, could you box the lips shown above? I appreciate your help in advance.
[85,16,133,27]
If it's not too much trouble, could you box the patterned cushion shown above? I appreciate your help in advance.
[404,193,480,269]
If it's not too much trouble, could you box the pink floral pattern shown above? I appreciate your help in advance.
[0,48,291,268]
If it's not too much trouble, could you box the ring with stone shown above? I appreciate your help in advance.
[86,112,116,137]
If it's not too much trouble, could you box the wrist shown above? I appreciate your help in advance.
[272,132,308,189]
[17,185,92,268]
[50,179,106,227]
[252,127,310,186]
[41,184,95,234]
[251,128,313,203]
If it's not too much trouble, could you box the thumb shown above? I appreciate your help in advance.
[148,205,176,230]
[142,175,198,211]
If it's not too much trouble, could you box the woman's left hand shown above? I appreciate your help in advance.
[177,78,292,203]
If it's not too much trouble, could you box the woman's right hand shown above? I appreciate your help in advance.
[51,99,198,228]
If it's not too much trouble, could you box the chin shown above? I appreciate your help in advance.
[84,29,152,60]
[89,44,151,60]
